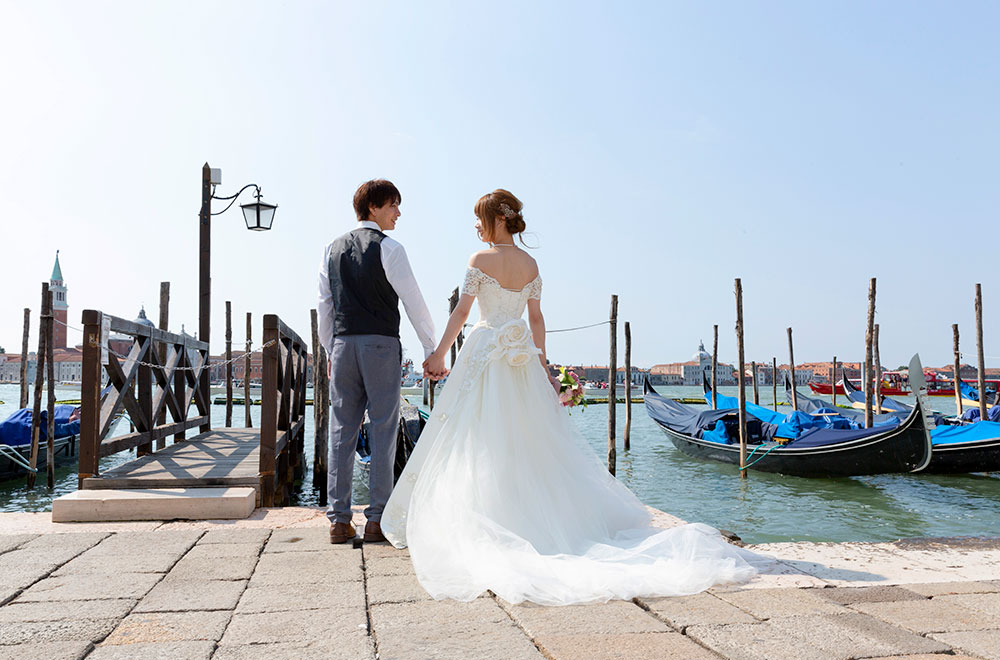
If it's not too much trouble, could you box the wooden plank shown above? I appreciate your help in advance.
[98,416,209,457]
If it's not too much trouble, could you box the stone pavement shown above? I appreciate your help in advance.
[0,507,998,659]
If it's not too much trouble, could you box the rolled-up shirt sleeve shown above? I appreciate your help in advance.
[381,239,437,358]
[317,243,336,355]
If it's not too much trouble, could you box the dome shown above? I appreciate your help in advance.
[693,340,711,362]
[134,306,155,328]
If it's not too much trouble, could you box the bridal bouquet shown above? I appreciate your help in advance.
[556,367,586,409]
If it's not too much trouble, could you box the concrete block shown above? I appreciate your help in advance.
[0,619,120,646]
[906,580,1000,596]
[501,600,668,636]
[166,555,258,581]
[0,598,136,622]
[213,640,375,660]
[87,641,215,660]
[220,608,367,646]
[102,610,232,644]
[371,599,542,660]
[931,629,1000,660]
[851,598,998,634]
[536,632,718,660]
[714,586,849,619]
[367,572,433,605]
[249,549,361,586]
[181,542,262,559]
[15,572,163,602]
[133,579,247,612]
[52,488,256,522]
[0,533,39,555]
[817,585,927,604]
[235,581,365,614]
[637,592,757,630]
[0,641,93,660]
[197,528,270,545]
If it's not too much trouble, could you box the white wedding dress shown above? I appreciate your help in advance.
[381,267,765,605]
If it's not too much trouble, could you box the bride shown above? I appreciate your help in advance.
[381,189,765,605]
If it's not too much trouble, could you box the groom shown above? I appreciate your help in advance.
[318,179,437,544]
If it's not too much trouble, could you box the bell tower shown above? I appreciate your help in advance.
[50,250,68,349]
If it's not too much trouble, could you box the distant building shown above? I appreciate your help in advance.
[797,361,861,384]
[50,251,68,349]
[648,341,736,386]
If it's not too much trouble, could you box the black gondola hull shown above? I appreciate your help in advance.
[923,438,1000,474]
[0,435,78,482]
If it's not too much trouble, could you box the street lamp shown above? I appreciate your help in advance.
[198,163,277,428]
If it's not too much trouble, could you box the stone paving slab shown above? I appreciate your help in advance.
[52,551,182,575]
[362,542,408,559]
[262,527,336,552]
[906,580,1000,596]
[87,641,216,660]
[183,543,263,559]
[0,598,136,622]
[220,608,367,646]
[636,592,757,631]
[17,532,109,555]
[248,549,362,585]
[212,639,376,660]
[84,530,201,556]
[535,631,719,660]
[371,599,543,660]
[166,555,259,581]
[235,581,366,613]
[134,579,247,612]
[931,628,1000,660]
[817,585,927,604]
[0,641,93,660]
[713,586,850,618]
[937,591,1000,616]
[753,542,959,586]
[501,599,669,636]
[0,618,120,646]
[850,598,998,634]
[364,554,415,576]
[367,571,435,605]
[15,572,163,602]
[197,528,271,545]
[0,534,37,555]
[102,610,232,644]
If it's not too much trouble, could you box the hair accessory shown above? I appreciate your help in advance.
[499,203,517,219]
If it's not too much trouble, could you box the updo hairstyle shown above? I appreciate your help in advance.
[474,189,527,244]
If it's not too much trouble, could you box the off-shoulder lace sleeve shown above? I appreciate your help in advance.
[461,267,486,297]
[526,276,542,300]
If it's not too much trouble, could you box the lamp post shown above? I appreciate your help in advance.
[199,162,277,429]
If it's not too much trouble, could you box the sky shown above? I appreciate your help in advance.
[1,1,998,372]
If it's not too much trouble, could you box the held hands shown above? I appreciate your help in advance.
[422,351,450,381]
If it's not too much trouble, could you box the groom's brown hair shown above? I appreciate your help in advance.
[354,179,401,222]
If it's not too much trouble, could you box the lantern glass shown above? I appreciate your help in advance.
[241,201,277,231]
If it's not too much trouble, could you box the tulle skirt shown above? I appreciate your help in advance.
[381,323,765,605]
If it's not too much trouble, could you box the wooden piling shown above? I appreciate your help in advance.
[245,313,252,428]
[225,301,233,428]
[751,361,759,405]
[44,293,55,489]
[19,308,30,409]
[832,356,838,407]
[608,295,618,476]
[975,283,987,421]
[735,279,747,479]
[953,324,963,416]
[874,323,883,415]
[156,282,169,449]
[787,328,798,411]
[624,321,632,451]
[864,277,876,428]
[448,288,459,368]
[27,283,49,489]
[772,357,778,411]
[711,325,719,409]
[310,309,329,503]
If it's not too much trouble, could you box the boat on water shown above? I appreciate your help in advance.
[788,361,1000,474]
[0,405,81,482]
[810,372,1000,399]
[646,377,932,478]
[842,374,998,411]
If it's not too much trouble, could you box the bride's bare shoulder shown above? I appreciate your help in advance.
[467,251,492,268]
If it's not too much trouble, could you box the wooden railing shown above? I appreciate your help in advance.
[78,310,210,486]
[259,314,308,507]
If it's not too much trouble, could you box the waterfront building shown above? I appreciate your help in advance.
[797,361,861,384]
[50,251,68,349]
[648,341,736,386]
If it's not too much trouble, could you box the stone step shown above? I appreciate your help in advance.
[51,487,256,522]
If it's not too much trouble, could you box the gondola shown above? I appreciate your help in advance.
[787,362,1000,474]
[646,377,932,478]
[0,405,81,482]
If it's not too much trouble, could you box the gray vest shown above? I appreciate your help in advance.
[328,228,400,338]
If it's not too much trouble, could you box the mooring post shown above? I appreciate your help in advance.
[310,309,329,503]
[44,292,55,489]
[751,361,759,406]
[952,324,963,416]
[864,277,877,428]
[245,313,252,428]
[787,328,798,411]
[772,357,778,411]
[608,295,618,475]
[832,356,838,407]
[735,279,747,479]
[19,308,30,409]
[976,283,987,421]
[157,282,169,449]
[624,321,632,452]
[711,324,719,409]
[27,283,49,489]
[874,323,883,415]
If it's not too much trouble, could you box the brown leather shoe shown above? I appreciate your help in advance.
[363,520,387,543]
[329,522,356,544]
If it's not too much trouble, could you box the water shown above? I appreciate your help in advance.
[2,382,998,544]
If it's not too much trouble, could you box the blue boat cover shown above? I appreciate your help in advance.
[0,406,80,447]
[706,391,901,436]
[931,421,1000,445]
[960,405,1000,423]
[789,383,909,425]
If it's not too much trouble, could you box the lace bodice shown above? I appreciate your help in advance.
[462,267,542,327]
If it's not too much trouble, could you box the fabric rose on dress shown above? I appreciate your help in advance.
[487,319,541,367]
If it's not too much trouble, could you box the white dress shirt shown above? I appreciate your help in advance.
[318,221,437,359]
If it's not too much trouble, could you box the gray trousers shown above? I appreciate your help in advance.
[326,335,401,525]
